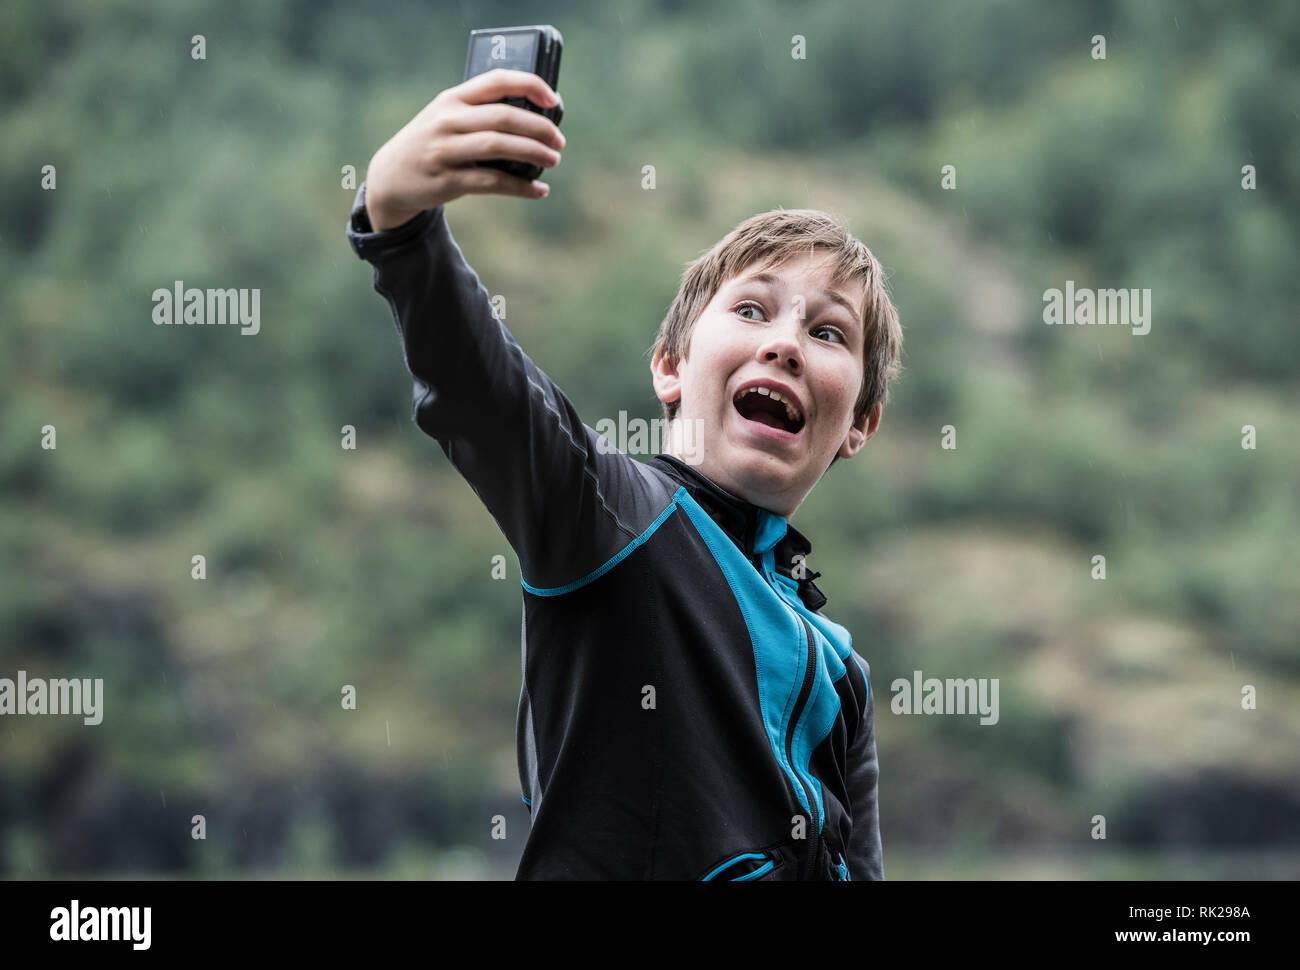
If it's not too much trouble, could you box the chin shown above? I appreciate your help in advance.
[726,444,803,497]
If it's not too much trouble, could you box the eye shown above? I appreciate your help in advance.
[734,301,766,321]
[812,324,846,345]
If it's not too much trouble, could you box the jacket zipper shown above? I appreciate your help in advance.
[787,613,822,879]
[756,552,825,880]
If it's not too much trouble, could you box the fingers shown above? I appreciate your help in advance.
[437,129,560,172]
[456,68,559,110]
[447,101,565,150]
[454,165,549,200]
[404,69,562,206]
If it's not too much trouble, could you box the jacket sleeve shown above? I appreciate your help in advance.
[844,652,884,880]
[345,182,655,590]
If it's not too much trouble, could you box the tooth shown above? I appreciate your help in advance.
[769,390,785,404]
[756,387,771,396]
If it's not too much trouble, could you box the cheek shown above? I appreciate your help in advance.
[684,327,741,402]
[815,364,862,431]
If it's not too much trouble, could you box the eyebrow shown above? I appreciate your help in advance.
[735,271,860,331]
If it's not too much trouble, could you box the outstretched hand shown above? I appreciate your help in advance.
[364,68,565,230]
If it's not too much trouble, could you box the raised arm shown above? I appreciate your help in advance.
[347,71,659,590]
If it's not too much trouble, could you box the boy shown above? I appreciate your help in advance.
[347,69,902,880]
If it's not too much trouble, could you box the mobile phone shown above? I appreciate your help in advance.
[463,25,563,182]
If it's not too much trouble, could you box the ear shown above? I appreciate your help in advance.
[837,402,882,459]
[650,343,683,410]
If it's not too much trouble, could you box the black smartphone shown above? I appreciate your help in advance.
[463,25,563,182]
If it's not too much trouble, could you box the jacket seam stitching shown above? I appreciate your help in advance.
[525,373,639,546]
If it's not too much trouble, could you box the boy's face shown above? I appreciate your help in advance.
[652,251,882,517]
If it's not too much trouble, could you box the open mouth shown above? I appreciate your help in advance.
[733,384,806,435]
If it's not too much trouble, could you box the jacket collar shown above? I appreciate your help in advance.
[650,454,829,612]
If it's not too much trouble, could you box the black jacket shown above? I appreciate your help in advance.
[346,183,883,880]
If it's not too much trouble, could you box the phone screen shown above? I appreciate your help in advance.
[466,31,538,78]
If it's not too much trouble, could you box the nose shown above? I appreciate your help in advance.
[755,319,805,373]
